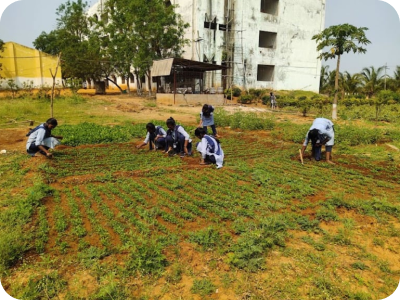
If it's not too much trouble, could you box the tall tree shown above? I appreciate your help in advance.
[128,0,189,95]
[91,0,138,93]
[33,0,109,86]
[312,24,371,119]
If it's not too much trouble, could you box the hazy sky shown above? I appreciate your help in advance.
[0,0,399,76]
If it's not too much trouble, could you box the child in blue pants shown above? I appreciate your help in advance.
[199,104,218,137]
[165,117,192,157]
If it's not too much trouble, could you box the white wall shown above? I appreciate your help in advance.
[88,0,325,93]
[176,0,325,93]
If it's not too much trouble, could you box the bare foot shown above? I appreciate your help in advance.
[327,160,335,165]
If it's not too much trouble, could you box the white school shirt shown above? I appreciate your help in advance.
[303,118,334,146]
[26,126,47,150]
[173,126,192,143]
[196,135,224,168]
[143,127,166,144]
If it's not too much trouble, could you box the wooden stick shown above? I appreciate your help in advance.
[299,149,304,164]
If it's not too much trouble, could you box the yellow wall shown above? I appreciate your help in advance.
[0,42,62,88]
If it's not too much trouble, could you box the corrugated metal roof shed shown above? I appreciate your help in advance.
[152,57,227,77]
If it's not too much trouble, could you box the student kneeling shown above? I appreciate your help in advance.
[26,118,63,158]
[136,123,167,151]
[195,127,224,169]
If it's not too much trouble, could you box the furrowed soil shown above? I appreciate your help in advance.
[1,94,399,300]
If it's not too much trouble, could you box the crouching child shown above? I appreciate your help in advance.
[165,117,192,157]
[26,118,63,158]
[136,123,167,151]
[195,127,224,169]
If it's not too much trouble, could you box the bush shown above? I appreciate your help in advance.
[224,86,242,99]
[238,94,253,104]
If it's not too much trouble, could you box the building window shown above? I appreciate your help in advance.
[129,73,135,83]
[257,65,274,81]
[121,76,126,84]
[261,0,279,15]
[259,31,277,49]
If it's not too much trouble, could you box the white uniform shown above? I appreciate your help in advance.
[303,118,334,146]
[196,135,224,168]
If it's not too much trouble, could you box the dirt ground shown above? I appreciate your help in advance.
[2,95,400,299]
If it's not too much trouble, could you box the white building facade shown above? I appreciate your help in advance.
[172,0,325,92]
[88,0,325,93]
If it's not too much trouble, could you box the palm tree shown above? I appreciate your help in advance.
[319,65,330,93]
[361,66,385,98]
[386,65,400,92]
[342,71,362,96]
[312,24,371,119]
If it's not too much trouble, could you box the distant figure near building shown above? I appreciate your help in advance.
[270,92,277,110]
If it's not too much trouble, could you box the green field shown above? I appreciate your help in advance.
[1,96,399,299]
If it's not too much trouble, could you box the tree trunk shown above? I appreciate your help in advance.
[147,70,152,96]
[50,52,61,118]
[332,55,340,120]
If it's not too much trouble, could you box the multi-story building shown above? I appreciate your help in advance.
[88,0,325,93]
[172,0,325,92]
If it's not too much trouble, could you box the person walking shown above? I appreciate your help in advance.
[26,118,63,158]
[301,117,335,164]
[136,123,167,151]
[195,127,224,169]
[199,104,218,137]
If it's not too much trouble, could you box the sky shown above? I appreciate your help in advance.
[0,0,399,77]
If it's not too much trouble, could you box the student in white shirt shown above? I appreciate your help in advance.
[301,118,335,164]
[26,118,63,158]
[165,117,192,157]
[195,127,224,169]
[136,123,167,151]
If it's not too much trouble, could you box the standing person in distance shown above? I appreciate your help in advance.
[270,92,277,110]
[165,117,192,157]
[301,117,335,164]
[26,118,63,158]
[136,123,167,151]
[199,104,218,137]
[195,127,224,169]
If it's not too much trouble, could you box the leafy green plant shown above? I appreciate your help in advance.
[188,227,221,250]
[191,278,216,296]
[126,238,168,275]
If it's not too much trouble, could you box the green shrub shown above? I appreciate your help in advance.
[224,86,242,99]
[238,94,253,104]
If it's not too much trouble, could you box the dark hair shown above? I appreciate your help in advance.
[195,127,206,138]
[166,117,176,127]
[308,128,320,144]
[146,123,156,132]
[202,104,211,117]
[46,118,58,126]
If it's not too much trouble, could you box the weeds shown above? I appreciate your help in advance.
[191,278,216,296]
